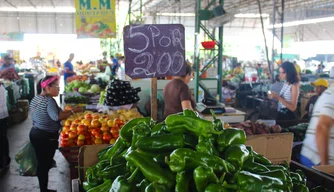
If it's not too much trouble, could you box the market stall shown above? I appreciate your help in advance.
[70,111,333,192]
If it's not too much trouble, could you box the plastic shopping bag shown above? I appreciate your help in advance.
[15,141,37,176]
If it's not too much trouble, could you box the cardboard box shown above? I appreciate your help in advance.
[246,132,294,164]
[78,144,109,183]
[77,133,294,183]
[313,165,334,177]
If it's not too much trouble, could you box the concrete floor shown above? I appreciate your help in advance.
[0,118,71,192]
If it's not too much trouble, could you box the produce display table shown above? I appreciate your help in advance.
[201,108,246,123]
[59,146,80,187]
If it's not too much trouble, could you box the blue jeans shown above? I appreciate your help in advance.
[300,154,317,168]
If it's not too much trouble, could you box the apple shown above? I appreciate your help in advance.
[95,133,102,139]
[77,124,87,133]
[94,138,103,144]
[81,119,91,127]
[109,138,116,144]
[103,133,112,141]
[99,117,107,124]
[78,134,86,140]
[107,119,114,127]
[70,125,78,132]
[63,125,71,132]
[77,139,85,146]
[100,124,110,133]
[64,120,72,126]
[91,119,101,128]
[68,131,77,139]
[74,119,81,124]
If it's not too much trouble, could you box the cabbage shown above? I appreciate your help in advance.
[91,84,101,93]
[72,80,81,88]
[79,87,87,93]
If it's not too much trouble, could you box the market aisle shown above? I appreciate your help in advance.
[0,118,71,192]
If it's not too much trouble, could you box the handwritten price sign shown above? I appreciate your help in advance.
[123,24,186,78]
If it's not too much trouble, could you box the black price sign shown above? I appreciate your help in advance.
[123,24,186,78]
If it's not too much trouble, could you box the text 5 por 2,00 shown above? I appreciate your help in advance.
[124,24,186,78]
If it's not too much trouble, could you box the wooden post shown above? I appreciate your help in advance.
[151,78,158,121]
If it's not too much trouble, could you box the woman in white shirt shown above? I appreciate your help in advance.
[269,61,300,121]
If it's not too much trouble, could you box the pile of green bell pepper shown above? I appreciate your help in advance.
[83,109,319,192]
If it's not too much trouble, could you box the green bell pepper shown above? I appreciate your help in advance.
[246,146,271,165]
[196,135,219,156]
[145,183,169,192]
[111,148,128,165]
[97,164,127,180]
[99,137,128,165]
[293,183,309,192]
[109,168,139,192]
[87,179,112,192]
[266,165,288,172]
[86,160,110,187]
[165,115,223,137]
[183,109,199,117]
[150,123,168,136]
[194,166,219,192]
[82,181,95,191]
[256,170,293,192]
[136,133,196,153]
[210,109,223,131]
[217,128,246,152]
[125,150,175,189]
[224,171,286,192]
[136,179,150,192]
[153,153,170,168]
[205,184,231,192]
[291,172,304,185]
[120,117,154,144]
[223,144,249,170]
[97,145,113,161]
[175,170,192,192]
[295,169,307,184]
[131,123,151,150]
[166,148,235,173]
[242,157,270,173]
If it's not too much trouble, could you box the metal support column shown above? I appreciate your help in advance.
[194,0,224,103]
[194,0,201,102]
[217,0,224,102]
[280,0,285,62]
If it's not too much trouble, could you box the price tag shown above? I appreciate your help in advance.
[123,24,186,78]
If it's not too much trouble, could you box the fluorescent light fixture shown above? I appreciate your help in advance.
[0,7,76,13]
[234,13,269,18]
[156,13,195,17]
[268,16,334,28]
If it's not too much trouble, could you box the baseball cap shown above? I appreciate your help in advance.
[311,78,329,88]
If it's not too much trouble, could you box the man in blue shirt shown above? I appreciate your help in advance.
[110,55,119,76]
[0,55,15,73]
[63,53,76,83]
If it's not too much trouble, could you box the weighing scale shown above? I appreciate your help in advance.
[197,102,226,114]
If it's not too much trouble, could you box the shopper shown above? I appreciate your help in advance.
[0,55,15,73]
[233,63,244,75]
[300,86,334,167]
[163,64,196,119]
[110,55,119,76]
[302,78,328,120]
[269,61,300,121]
[29,75,83,192]
[63,53,76,84]
[316,64,323,75]
[0,79,10,176]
